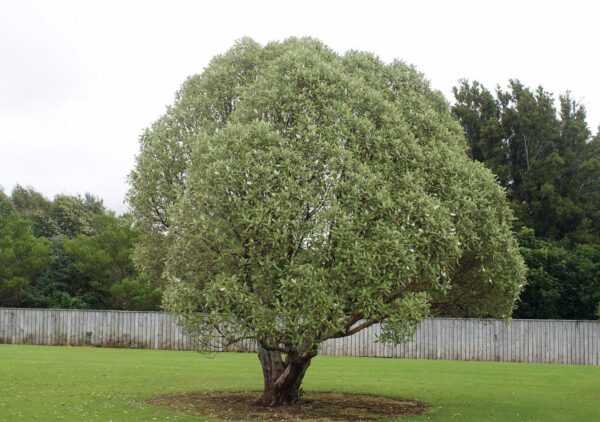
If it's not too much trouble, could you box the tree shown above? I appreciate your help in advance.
[1,185,145,310]
[9,186,107,239]
[515,228,600,320]
[129,38,525,406]
[109,277,161,311]
[60,213,141,309]
[572,130,600,244]
[452,81,598,244]
[453,81,599,320]
[452,81,510,185]
[10,185,58,238]
[51,194,98,238]
[0,187,15,217]
[23,213,143,310]
[0,213,50,306]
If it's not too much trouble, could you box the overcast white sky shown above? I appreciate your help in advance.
[1,0,598,214]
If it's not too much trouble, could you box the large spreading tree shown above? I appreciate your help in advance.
[129,38,525,406]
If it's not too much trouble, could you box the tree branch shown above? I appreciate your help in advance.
[345,318,381,336]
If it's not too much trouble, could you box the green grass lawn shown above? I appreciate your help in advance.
[0,344,598,421]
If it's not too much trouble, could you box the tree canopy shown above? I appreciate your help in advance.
[0,212,49,306]
[129,37,525,405]
[453,80,600,320]
[453,80,599,244]
[0,186,159,311]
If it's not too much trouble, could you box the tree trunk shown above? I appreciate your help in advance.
[257,345,312,406]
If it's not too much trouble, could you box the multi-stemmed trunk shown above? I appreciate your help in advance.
[257,345,313,407]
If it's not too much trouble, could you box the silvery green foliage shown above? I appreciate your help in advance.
[130,38,526,356]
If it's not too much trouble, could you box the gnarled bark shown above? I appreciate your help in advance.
[257,345,313,406]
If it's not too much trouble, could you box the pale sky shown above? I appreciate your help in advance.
[1,0,598,214]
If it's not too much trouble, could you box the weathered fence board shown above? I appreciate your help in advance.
[0,308,598,365]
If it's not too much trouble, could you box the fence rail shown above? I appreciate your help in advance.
[0,308,598,365]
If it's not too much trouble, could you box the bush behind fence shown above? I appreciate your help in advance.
[0,308,598,365]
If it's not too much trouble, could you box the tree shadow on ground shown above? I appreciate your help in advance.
[147,391,428,421]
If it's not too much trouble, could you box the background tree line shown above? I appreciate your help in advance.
[0,185,161,310]
[452,80,600,319]
[0,79,598,319]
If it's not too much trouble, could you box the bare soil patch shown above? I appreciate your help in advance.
[147,391,427,421]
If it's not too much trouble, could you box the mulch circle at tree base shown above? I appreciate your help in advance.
[147,391,428,421]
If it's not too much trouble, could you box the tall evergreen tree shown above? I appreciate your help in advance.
[452,80,510,185]
[452,80,597,242]
[453,81,599,320]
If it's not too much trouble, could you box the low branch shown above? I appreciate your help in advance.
[259,340,289,354]
[222,335,255,350]
[345,318,380,336]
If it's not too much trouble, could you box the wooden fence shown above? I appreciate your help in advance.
[0,308,598,365]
